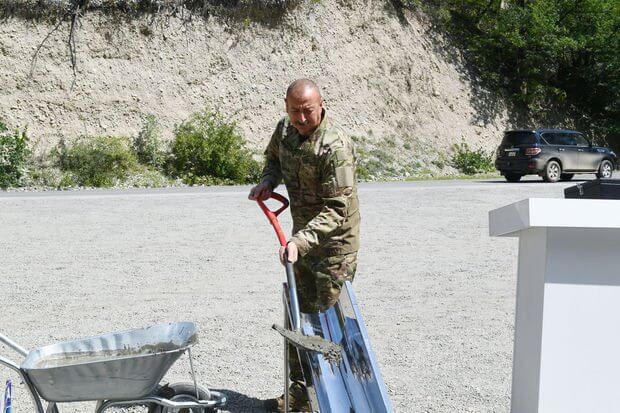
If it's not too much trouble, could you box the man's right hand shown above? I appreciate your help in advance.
[279,241,299,265]
[248,181,273,201]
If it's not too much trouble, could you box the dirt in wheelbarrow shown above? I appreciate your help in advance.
[32,343,181,369]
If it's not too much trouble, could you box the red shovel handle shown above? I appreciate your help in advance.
[257,193,289,247]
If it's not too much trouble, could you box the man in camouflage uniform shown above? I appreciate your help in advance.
[249,79,360,412]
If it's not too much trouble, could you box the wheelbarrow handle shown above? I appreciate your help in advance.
[256,193,290,247]
[0,333,28,356]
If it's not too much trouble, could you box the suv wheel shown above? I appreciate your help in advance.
[560,173,574,181]
[504,173,522,182]
[596,160,613,179]
[543,160,561,183]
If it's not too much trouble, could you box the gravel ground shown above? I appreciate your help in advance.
[0,177,597,412]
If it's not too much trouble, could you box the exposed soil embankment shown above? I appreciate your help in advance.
[0,0,509,167]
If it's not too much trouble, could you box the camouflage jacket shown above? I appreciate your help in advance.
[261,114,360,257]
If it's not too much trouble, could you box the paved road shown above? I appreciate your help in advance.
[0,177,613,412]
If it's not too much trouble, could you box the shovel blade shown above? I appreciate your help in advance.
[272,324,342,364]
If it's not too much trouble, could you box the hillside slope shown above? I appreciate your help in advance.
[0,0,510,172]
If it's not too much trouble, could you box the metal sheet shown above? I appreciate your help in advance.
[293,281,393,412]
[21,322,197,402]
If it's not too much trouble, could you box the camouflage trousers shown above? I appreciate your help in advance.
[289,251,357,383]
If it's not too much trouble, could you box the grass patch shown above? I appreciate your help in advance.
[355,136,404,181]
[1,116,500,191]
[1,110,261,190]
[405,172,501,182]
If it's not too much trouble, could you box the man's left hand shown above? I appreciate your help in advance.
[279,242,299,265]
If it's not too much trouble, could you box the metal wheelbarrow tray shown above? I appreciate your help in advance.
[288,281,393,412]
[21,322,197,402]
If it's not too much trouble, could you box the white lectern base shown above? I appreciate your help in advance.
[490,199,620,413]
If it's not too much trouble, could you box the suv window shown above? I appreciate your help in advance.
[542,132,588,146]
[502,132,537,145]
[546,133,577,146]
[559,133,577,146]
[541,133,559,144]
[574,134,590,147]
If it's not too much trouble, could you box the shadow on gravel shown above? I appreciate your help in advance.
[213,388,268,412]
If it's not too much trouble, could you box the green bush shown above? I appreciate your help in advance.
[355,141,400,181]
[0,122,30,189]
[133,115,165,169]
[56,136,140,187]
[170,110,261,185]
[119,167,174,188]
[23,166,72,189]
[450,141,494,175]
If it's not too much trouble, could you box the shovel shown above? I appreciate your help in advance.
[256,193,342,359]
[256,193,342,411]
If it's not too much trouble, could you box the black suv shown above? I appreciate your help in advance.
[495,129,617,182]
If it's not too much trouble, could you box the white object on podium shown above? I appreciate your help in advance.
[489,198,620,413]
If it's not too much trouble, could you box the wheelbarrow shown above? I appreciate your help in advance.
[0,322,226,412]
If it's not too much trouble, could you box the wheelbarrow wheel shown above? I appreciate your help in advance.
[148,382,215,413]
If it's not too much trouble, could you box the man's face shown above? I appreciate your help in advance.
[285,88,324,137]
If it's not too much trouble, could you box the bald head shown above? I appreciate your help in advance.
[285,79,325,137]
[286,78,322,101]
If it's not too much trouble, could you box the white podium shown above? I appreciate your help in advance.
[489,198,620,413]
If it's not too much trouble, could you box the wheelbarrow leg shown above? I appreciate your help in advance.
[46,402,59,413]
[95,400,120,413]
[0,355,46,413]
[95,400,118,413]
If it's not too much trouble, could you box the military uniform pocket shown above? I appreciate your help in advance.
[279,150,299,190]
[334,166,355,187]
[298,162,318,188]
[309,252,358,312]
[312,253,358,282]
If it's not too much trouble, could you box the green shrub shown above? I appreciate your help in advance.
[133,115,165,169]
[0,122,30,189]
[119,167,174,188]
[170,110,261,185]
[355,143,399,181]
[23,166,71,189]
[450,141,494,175]
[56,136,140,187]
[431,158,446,170]
[246,154,263,183]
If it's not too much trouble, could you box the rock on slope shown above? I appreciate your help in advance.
[0,0,509,168]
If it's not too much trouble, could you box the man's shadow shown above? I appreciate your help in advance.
[212,388,268,412]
